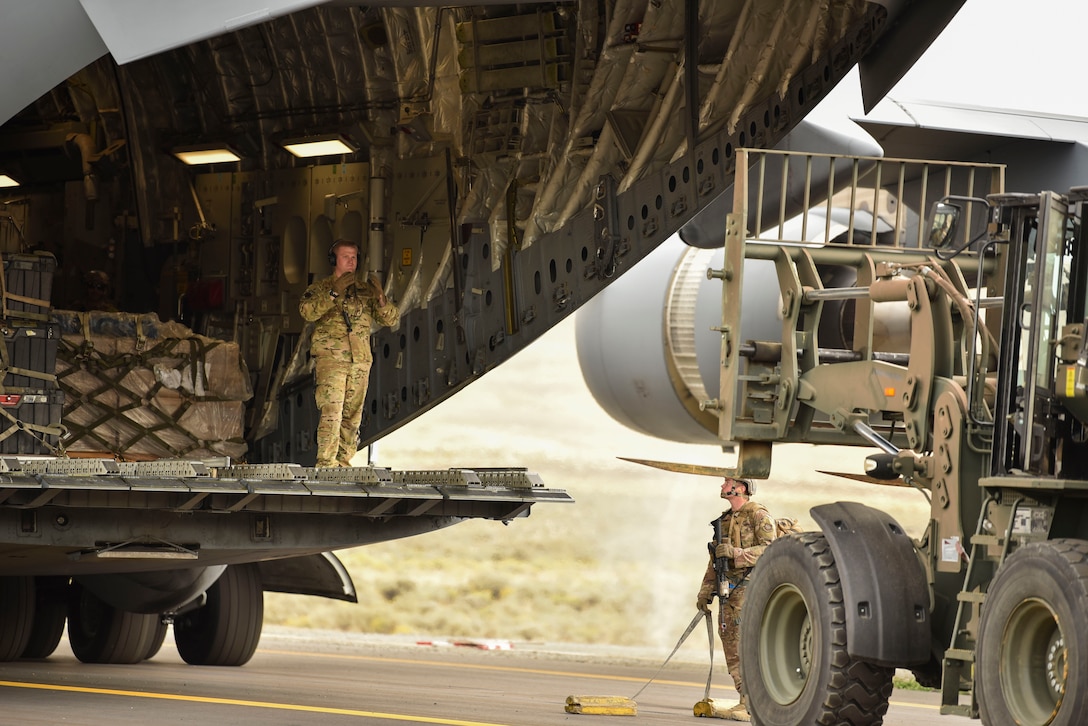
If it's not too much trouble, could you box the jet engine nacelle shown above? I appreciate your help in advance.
[576,238,779,445]
[576,237,912,444]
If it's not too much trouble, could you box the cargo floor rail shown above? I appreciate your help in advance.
[0,458,572,521]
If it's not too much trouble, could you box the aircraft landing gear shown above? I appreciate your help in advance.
[174,563,263,666]
[21,576,68,659]
[0,576,33,660]
[67,580,162,664]
[0,566,265,666]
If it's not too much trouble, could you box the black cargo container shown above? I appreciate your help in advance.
[0,389,64,455]
[0,323,57,389]
[3,252,56,322]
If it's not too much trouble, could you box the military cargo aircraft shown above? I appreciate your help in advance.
[0,0,961,668]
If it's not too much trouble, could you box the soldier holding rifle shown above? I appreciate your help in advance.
[696,477,777,722]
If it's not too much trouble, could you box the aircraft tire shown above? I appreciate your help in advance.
[0,576,34,661]
[141,618,168,660]
[67,581,161,664]
[20,576,68,659]
[977,539,1088,726]
[740,533,893,726]
[174,563,263,666]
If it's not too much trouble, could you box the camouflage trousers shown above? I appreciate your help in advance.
[718,581,748,698]
[314,357,372,467]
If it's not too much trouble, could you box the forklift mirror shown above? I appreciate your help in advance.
[928,201,960,249]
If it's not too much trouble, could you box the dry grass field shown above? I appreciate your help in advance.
[265,317,932,651]
[265,463,927,650]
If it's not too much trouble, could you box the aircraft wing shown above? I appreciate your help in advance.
[856,97,1088,192]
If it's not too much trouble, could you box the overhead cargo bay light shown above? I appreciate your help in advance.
[172,143,242,165]
[280,133,357,158]
[0,173,19,187]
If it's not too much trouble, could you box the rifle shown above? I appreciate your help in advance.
[710,515,731,623]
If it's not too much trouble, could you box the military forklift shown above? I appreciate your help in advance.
[708,149,1087,725]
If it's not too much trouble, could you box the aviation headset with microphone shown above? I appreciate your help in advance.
[328,239,360,266]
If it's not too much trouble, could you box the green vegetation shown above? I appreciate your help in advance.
[893,674,936,692]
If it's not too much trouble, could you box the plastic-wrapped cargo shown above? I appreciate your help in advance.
[53,311,253,460]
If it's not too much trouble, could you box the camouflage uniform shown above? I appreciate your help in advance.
[299,273,399,467]
[698,500,777,705]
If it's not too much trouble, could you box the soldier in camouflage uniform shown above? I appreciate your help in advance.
[697,477,776,722]
[300,240,399,468]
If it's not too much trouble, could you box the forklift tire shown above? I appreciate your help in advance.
[740,533,893,726]
[977,539,1088,726]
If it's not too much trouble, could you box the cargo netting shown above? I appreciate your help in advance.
[53,311,253,460]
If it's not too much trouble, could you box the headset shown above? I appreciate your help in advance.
[327,239,360,266]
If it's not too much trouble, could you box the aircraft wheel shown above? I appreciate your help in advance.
[67,581,160,664]
[0,576,34,661]
[21,576,68,659]
[141,618,168,660]
[174,564,263,666]
[740,533,893,726]
[978,539,1088,726]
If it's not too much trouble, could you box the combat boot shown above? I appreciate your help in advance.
[727,695,751,722]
